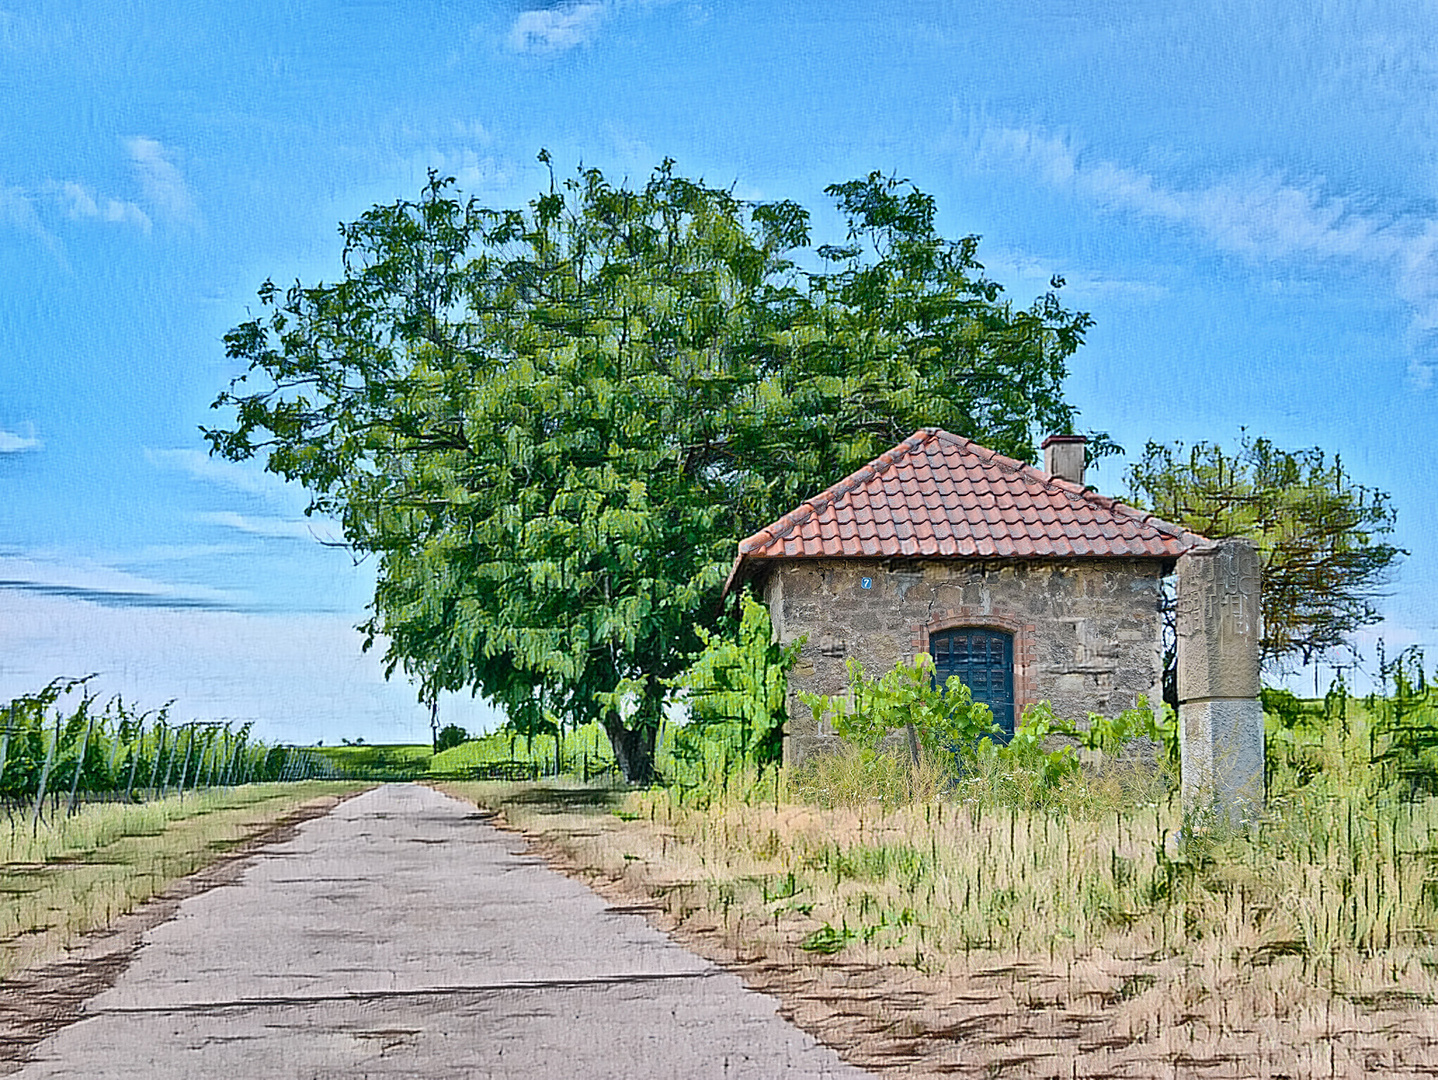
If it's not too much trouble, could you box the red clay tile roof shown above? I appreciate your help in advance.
[724,429,1207,594]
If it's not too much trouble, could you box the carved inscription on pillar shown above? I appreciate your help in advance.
[1177,541,1261,703]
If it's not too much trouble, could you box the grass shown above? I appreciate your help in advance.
[0,781,367,980]
[438,698,1438,1077]
[428,722,620,777]
[311,743,433,778]
[304,724,625,780]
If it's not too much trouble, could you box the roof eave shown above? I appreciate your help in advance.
[722,553,777,599]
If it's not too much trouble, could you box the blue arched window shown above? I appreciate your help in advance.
[930,628,1015,740]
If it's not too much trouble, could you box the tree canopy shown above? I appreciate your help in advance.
[206,155,1100,781]
[1127,433,1404,685]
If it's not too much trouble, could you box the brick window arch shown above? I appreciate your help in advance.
[929,627,1015,738]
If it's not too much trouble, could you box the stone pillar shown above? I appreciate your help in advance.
[1176,539,1264,827]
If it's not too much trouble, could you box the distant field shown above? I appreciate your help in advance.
[429,724,618,777]
[311,723,623,780]
[311,743,434,777]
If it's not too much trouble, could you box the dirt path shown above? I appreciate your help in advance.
[4,783,871,1079]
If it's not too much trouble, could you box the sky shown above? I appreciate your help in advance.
[2,1,1436,743]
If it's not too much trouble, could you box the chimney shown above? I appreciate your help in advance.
[1042,434,1087,487]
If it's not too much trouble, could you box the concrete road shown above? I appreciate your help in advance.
[13,784,871,1079]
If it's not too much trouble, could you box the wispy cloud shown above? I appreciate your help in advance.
[0,591,504,742]
[145,448,297,504]
[979,247,1168,303]
[149,450,340,543]
[0,580,229,610]
[198,511,342,543]
[975,125,1438,383]
[0,553,234,612]
[0,425,40,453]
[399,146,515,192]
[124,136,200,229]
[0,184,64,261]
[59,180,151,232]
[507,2,608,54]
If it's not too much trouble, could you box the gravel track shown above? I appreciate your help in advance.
[6,783,871,1079]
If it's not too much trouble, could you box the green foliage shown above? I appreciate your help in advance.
[1366,645,1438,799]
[799,921,856,954]
[1127,433,1403,674]
[1260,686,1311,731]
[309,743,433,780]
[207,157,1102,783]
[668,592,801,774]
[983,700,1082,790]
[0,677,298,801]
[972,697,1174,803]
[426,721,618,777]
[799,652,999,772]
[1259,658,1438,804]
[435,724,469,752]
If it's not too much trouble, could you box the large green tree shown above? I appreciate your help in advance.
[206,156,1099,781]
[1127,433,1404,697]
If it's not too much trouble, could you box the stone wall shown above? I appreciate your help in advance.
[761,557,1168,765]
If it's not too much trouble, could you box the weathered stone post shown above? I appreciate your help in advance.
[1176,539,1264,827]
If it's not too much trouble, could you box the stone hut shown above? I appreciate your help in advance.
[723,428,1211,766]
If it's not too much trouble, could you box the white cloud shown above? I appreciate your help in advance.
[197,511,342,543]
[507,2,608,54]
[124,136,200,228]
[402,146,515,192]
[0,183,63,260]
[0,552,232,610]
[443,118,494,145]
[0,589,504,744]
[975,124,1438,380]
[145,447,298,505]
[129,542,246,563]
[5,171,154,249]
[0,425,40,453]
[59,180,151,232]
[150,450,343,545]
[59,180,96,217]
[979,247,1168,303]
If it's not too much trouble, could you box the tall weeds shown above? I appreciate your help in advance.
[602,681,1438,1011]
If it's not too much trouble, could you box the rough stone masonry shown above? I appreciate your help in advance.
[766,556,1168,765]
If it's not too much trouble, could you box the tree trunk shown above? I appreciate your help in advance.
[603,680,664,785]
[606,722,657,785]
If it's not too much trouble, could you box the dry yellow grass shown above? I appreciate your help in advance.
[441,763,1438,1078]
[0,782,367,979]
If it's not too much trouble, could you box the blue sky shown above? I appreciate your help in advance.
[2,1,1435,741]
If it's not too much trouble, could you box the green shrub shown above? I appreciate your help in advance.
[435,724,469,752]
[666,593,801,785]
[799,652,999,775]
[961,697,1174,812]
